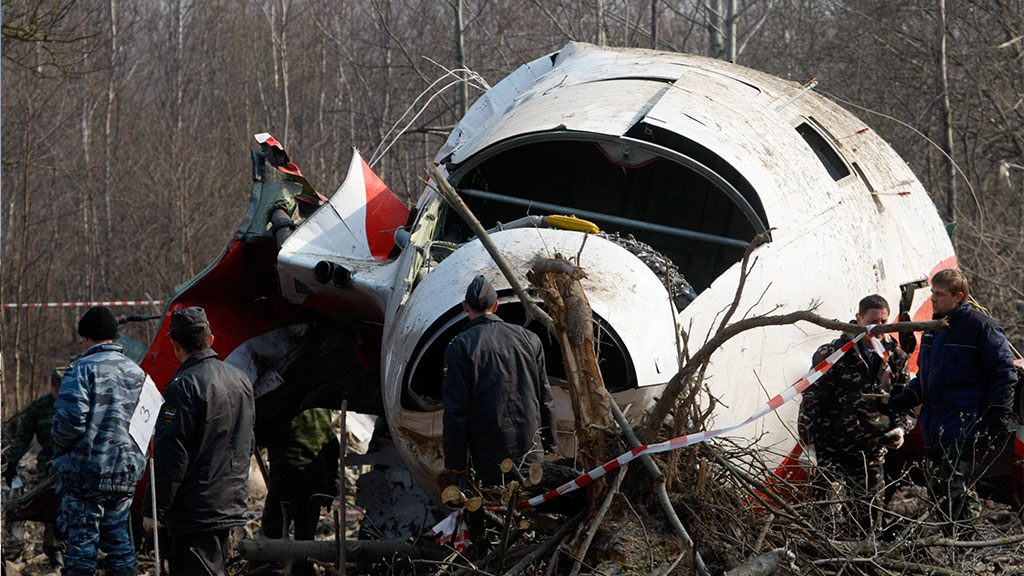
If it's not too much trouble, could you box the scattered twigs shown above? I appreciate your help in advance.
[498,482,520,572]
[568,464,629,576]
[502,512,585,576]
[724,547,792,576]
[427,163,554,335]
[609,398,711,576]
[712,451,839,555]
[915,532,1024,548]
[238,539,449,563]
[810,557,962,576]
[752,513,774,554]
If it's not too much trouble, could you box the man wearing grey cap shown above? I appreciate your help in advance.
[443,275,558,487]
[145,306,255,575]
[52,306,147,576]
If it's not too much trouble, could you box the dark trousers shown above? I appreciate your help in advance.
[169,529,230,576]
[263,459,333,576]
[926,442,982,524]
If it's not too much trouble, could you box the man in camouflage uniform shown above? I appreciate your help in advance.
[799,295,916,534]
[262,407,340,576]
[3,366,67,566]
[51,306,147,576]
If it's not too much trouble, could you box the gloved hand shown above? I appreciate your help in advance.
[882,427,905,449]
[142,516,158,535]
[886,389,918,413]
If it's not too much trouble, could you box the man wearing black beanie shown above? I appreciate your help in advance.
[51,306,147,576]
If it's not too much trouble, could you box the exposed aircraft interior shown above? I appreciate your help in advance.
[402,134,772,411]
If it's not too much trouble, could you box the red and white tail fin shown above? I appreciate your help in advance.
[281,148,408,262]
[331,149,410,261]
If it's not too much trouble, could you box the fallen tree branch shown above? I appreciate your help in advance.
[237,539,448,563]
[428,163,555,335]
[642,311,946,442]
[810,556,962,576]
[916,532,1024,548]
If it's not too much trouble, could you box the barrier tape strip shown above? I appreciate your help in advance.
[2,300,165,309]
[431,327,885,546]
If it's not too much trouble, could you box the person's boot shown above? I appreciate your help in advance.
[45,549,64,570]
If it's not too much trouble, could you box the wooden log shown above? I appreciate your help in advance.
[238,539,449,563]
[529,255,613,470]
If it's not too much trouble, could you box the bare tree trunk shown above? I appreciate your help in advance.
[103,0,118,294]
[595,0,606,46]
[455,0,468,117]
[378,0,393,180]
[528,257,612,474]
[173,0,194,276]
[650,0,658,48]
[13,98,35,413]
[726,0,737,61]
[280,0,292,145]
[937,0,958,223]
[707,0,723,58]
[80,54,95,301]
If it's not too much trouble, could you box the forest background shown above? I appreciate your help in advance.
[2,0,1023,418]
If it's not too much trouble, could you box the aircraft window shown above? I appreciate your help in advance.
[851,162,875,194]
[796,121,851,181]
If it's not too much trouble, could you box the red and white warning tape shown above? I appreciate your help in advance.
[430,327,886,546]
[430,510,471,552]
[2,300,165,309]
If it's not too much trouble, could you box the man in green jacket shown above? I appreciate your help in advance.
[263,408,340,576]
[3,366,67,567]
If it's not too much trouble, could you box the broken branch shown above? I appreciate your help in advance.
[238,539,449,563]
[428,163,555,335]
[642,311,946,441]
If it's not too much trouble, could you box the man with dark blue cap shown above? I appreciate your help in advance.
[443,275,558,486]
[144,306,255,575]
[52,306,147,576]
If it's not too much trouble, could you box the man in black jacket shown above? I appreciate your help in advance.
[443,275,558,487]
[145,307,255,575]
[889,269,1018,521]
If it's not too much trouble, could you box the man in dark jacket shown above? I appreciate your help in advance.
[443,275,558,487]
[890,269,1018,521]
[4,366,67,566]
[798,294,916,534]
[145,306,255,575]
[52,306,147,576]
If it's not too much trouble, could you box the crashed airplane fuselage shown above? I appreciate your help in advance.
[139,43,1021,512]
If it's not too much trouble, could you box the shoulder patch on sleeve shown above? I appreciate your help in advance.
[162,406,177,425]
